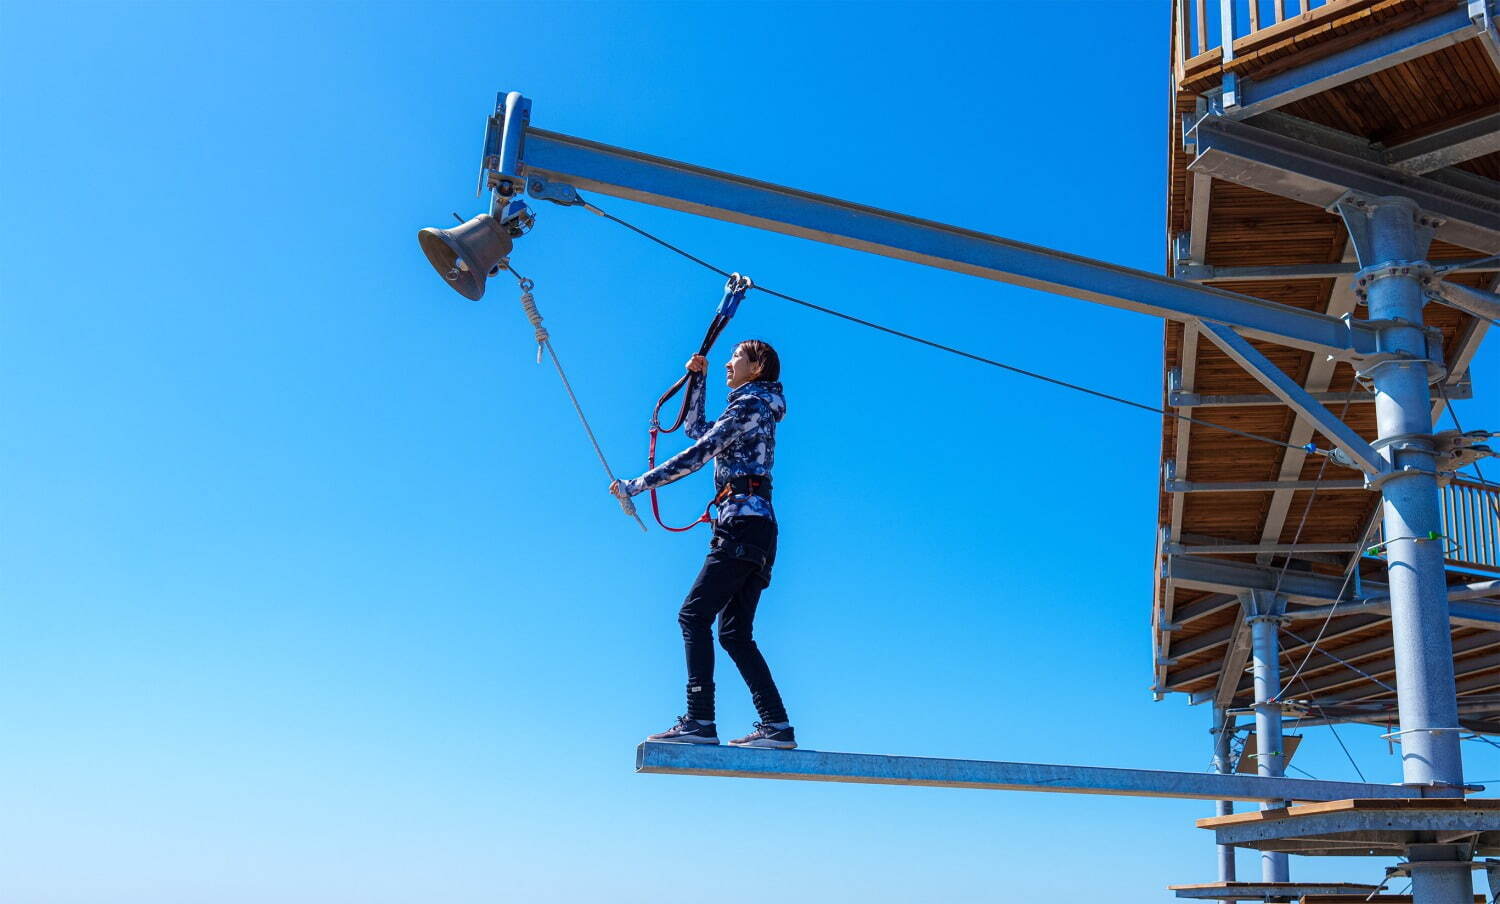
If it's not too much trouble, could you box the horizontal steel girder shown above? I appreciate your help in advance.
[1175,259,1499,282]
[1169,556,1500,628]
[1189,116,1500,253]
[635,742,1413,802]
[1169,882,1380,900]
[1387,112,1500,175]
[1167,478,1367,493]
[1206,806,1500,850]
[1223,4,1490,120]
[1168,380,1473,407]
[516,129,1377,357]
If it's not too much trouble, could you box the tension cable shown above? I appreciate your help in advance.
[575,196,1334,460]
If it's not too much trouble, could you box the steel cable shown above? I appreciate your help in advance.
[576,196,1324,458]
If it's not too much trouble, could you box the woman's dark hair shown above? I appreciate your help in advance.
[738,339,780,382]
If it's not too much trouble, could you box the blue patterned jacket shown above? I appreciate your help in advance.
[618,378,786,522]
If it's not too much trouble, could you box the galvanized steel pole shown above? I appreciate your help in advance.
[1210,705,1237,886]
[1248,599,1290,884]
[1342,195,1470,904]
[1346,197,1466,794]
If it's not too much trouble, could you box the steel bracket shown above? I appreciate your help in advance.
[1364,464,1442,492]
[525,175,585,207]
[478,92,532,202]
[1353,260,1437,300]
[1349,346,1449,387]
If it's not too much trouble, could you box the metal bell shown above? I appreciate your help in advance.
[416,213,514,300]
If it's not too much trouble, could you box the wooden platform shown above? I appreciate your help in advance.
[1153,0,1500,722]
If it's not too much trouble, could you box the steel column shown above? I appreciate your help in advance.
[1247,592,1290,884]
[1407,845,1476,904]
[1340,197,1466,799]
[1211,705,1237,886]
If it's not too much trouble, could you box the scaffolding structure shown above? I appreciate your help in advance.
[430,2,1500,900]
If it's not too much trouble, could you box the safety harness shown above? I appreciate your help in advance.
[646,273,755,531]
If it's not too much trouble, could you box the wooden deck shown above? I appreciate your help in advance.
[1153,0,1499,726]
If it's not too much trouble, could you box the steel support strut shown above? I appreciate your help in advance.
[1247,591,1290,886]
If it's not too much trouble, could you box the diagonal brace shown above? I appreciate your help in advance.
[1427,279,1500,323]
[1199,322,1384,476]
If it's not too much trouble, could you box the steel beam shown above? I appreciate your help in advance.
[1170,883,1381,900]
[1167,478,1366,493]
[1387,112,1500,176]
[515,128,1378,356]
[634,742,1413,802]
[1221,5,1489,120]
[1200,322,1384,475]
[1170,541,1363,556]
[1168,555,1355,602]
[1429,279,1500,323]
[1189,116,1500,253]
[1175,260,1498,282]
[1206,805,1500,848]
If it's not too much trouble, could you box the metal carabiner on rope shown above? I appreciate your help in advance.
[646,272,754,532]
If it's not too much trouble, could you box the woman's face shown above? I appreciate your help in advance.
[724,345,762,389]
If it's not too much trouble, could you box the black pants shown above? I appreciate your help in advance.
[679,516,788,724]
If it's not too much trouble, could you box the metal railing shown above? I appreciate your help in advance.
[1176,0,1331,66]
[1442,477,1500,572]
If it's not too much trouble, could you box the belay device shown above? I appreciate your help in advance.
[646,272,754,531]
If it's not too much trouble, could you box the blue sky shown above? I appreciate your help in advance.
[3,2,1495,902]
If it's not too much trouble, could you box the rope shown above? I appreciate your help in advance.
[575,196,1328,459]
[503,265,647,532]
[1293,674,1370,782]
[1271,389,1358,600]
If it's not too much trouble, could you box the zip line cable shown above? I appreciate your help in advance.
[504,264,648,532]
[576,197,1327,458]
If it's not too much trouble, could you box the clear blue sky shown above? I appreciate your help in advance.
[3,2,1495,902]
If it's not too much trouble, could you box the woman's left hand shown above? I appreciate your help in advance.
[609,480,624,497]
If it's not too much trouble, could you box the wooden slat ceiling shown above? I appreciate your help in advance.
[1156,0,1499,724]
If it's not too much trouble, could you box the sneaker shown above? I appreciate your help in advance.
[728,721,796,749]
[646,715,719,745]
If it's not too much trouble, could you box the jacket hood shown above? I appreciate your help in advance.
[731,380,786,422]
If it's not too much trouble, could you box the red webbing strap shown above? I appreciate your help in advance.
[646,425,713,532]
[643,273,752,533]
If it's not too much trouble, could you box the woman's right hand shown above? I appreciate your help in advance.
[685,355,706,374]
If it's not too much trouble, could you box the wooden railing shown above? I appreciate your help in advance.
[1442,477,1500,572]
[1176,0,1328,64]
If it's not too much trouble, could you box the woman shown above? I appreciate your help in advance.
[610,339,795,749]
